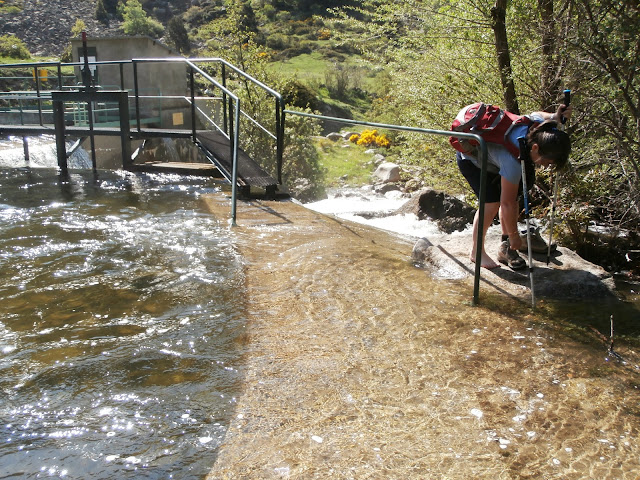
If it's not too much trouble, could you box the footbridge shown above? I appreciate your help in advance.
[0,56,284,202]
[0,51,492,305]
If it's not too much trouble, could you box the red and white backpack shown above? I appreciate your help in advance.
[449,103,534,158]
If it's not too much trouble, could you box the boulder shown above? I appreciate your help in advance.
[411,228,618,300]
[396,187,475,233]
[373,162,400,183]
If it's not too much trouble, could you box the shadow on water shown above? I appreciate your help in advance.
[0,168,248,479]
[474,277,640,364]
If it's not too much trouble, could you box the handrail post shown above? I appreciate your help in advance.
[133,60,141,132]
[190,66,196,142]
[22,136,29,166]
[57,63,63,90]
[52,96,67,174]
[119,90,132,168]
[230,98,240,226]
[275,96,284,184]
[472,138,488,306]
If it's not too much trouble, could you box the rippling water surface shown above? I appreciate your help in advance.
[0,167,246,479]
[2,138,640,479]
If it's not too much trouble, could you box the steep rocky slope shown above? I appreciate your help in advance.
[1,0,120,57]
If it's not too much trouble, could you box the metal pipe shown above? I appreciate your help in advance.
[472,140,488,306]
[190,67,196,142]
[221,64,228,133]
[34,67,43,125]
[283,109,488,304]
[133,61,141,132]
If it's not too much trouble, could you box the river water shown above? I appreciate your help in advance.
[0,158,246,478]
[1,138,640,479]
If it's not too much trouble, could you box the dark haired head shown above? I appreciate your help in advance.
[526,120,571,170]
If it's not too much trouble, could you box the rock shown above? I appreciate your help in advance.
[326,132,343,141]
[396,187,475,233]
[372,153,386,164]
[373,183,401,195]
[411,228,618,300]
[373,162,400,183]
[404,178,423,192]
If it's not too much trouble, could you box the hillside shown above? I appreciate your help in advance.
[0,0,116,56]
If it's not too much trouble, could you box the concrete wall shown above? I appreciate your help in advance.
[70,36,189,126]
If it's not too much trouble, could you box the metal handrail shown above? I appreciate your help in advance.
[1,58,492,303]
[283,109,489,305]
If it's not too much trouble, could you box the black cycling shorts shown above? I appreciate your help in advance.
[456,152,502,204]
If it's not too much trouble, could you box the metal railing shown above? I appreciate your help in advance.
[2,59,491,302]
[1,58,286,225]
[283,110,489,306]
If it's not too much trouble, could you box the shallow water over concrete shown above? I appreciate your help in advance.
[204,194,640,480]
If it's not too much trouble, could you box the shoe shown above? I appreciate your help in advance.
[518,226,557,254]
[497,240,527,270]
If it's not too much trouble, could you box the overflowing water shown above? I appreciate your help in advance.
[1,137,640,479]
[0,164,246,479]
[305,186,450,239]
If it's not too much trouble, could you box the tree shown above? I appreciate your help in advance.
[60,19,87,62]
[491,0,518,113]
[95,0,109,26]
[561,0,640,232]
[166,16,191,54]
[121,0,164,37]
[103,0,119,14]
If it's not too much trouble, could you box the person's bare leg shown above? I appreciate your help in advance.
[470,202,500,269]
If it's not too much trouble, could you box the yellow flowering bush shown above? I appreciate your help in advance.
[349,129,391,148]
[317,28,332,40]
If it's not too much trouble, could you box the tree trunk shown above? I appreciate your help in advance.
[538,0,561,110]
[491,0,519,114]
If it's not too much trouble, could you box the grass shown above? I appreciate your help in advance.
[270,50,384,92]
[274,51,331,82]
[315,134,383,187]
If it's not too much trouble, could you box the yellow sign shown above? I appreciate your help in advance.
[32,68,48,82]
[173,112,184,126]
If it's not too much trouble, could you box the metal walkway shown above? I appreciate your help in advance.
[0,56,286,203]
[195,130,278,195]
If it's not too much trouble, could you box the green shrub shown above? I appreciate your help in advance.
[0,0,23,14]
[265,33,291,50]
[121,0,164,37]
[95,0,109,25]
[0,34,31,60]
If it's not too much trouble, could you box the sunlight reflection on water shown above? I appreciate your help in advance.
[0,168,246,479]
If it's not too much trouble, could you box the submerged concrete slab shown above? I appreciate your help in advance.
[201,192,638,480]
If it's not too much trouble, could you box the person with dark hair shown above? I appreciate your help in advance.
[455,103,572,270]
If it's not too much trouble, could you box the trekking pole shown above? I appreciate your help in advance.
[546,89,571,265]
[518,137,535,308]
